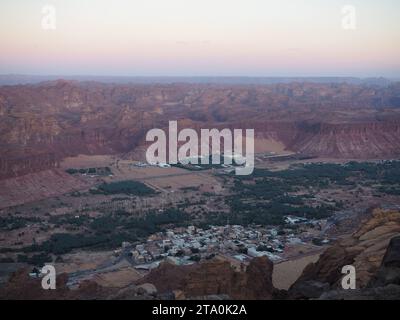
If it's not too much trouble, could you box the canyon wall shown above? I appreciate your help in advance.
[1,80,400,178]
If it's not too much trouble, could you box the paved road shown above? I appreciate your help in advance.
[66,246,136,287]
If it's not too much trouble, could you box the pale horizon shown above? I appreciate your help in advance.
[1,0,400,77]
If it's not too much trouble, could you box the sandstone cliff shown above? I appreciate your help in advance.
[137,256,276,300]
[1,81,400,178]
[289,209,400,299]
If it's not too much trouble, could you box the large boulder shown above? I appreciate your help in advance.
[370,236,400,287]
[137,256,277,300]
[289,209,400,299]
[137,283,158,296]
[290,280,330,299]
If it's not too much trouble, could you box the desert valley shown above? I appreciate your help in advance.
[0,79,399,299]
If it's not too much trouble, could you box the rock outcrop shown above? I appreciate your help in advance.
[317,236,400,300]
[1,81,400,179]
[138,256,276,300]
[0,268,161,300]
[289,209,400,299]
[369,236,400,287]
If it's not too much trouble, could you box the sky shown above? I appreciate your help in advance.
[0,0,399,77]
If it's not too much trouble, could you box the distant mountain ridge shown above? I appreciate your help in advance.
[0,74,395,86]
[1,80,400,179]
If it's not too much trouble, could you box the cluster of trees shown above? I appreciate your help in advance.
[28,233,113,255]
[0,216,41,231]
[49,214,91,228]
[226,161,400,226]
[122,209,189,238]
[378,186,400,195]
[173,155,238,171]
[16,161,400,260]
[238,161,400,190]
[17,253,52,266]
[180,186,200,192]
[66,167,112,175]
[24,208,189,256]
[233,178,297,199]
[228,198,333,226]
[95,180,156,196]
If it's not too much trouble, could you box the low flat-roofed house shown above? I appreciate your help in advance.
[285,216,308,225]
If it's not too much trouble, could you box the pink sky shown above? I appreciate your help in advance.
[1,0,399,77]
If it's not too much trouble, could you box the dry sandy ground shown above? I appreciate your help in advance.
[107,163,221,192]
[61,153,221,192]
[110,165,188,180]
[56,251,115,274]
[57,255,143,289]
[252,137,288,154]
[92,267,142,288]
[0,169,90,210]
[60,154,116,169]
[272,253,321,290]
[142,173,221,192]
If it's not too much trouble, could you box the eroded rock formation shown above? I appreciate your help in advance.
[1,81,400,179]
[289,209,400,299]
[138,256,276,299]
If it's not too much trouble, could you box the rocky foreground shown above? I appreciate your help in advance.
[289,209,400,299]
[0,208,399,300]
